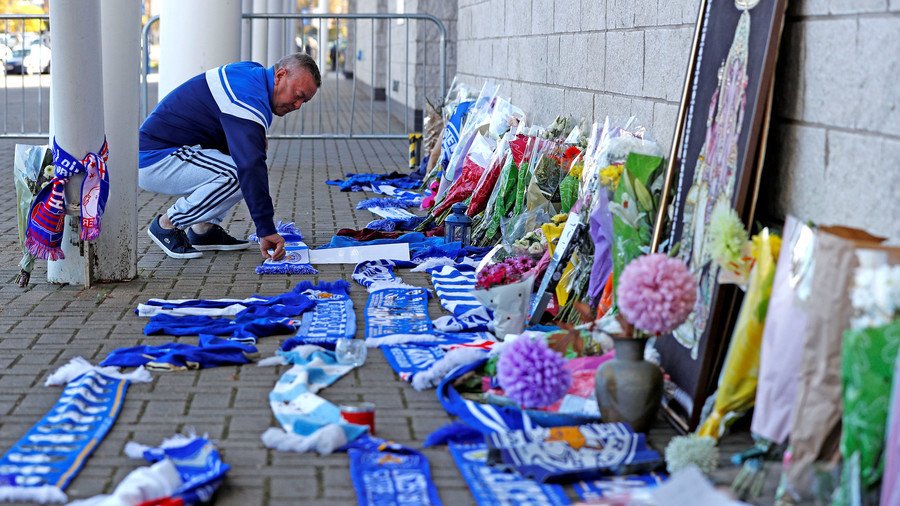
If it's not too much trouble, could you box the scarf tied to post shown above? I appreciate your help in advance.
[25,137,109,260]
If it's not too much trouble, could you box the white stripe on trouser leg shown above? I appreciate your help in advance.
[168,152,241,226]
[139,147,244,229]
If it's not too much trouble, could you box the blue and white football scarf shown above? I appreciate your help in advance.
[143,313,300,342]
[326,172,421,192]
[437,358,595,434]
[0,358,150,504]
[136,291,316,317]
[381,337,495,391]
[260,344,368,455]
[348,437,442,506]
[364,288,438,347]
[372,183,426,206]
[448,442,570,506]
[26,138,109,260]
[365,216,426,233]
[248,220,317,275]
[69,433,229,506]
[429,265,493,332]
[287,280,356,346]
[352,259,416,293]
[573,473,666,502]
[485,423,663,483]
[100,334,259,371]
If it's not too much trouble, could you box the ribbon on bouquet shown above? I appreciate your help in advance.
[25,137,110,260]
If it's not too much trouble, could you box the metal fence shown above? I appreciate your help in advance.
[143,12,446,140]
[0,14,51,139]
[1,12,446,140]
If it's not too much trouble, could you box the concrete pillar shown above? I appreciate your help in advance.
[251,0,268,64]
[159,0,241,100]
[47,0,105,285]
[267,0,284,65]
[241,0,252,60]
[95,0,139,282]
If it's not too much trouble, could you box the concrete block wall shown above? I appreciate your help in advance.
[455,0,900,242]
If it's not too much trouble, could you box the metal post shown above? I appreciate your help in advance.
[266,0,283,65]
[251,0,268,64]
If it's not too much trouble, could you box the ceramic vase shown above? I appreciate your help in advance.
[594,337,663,433]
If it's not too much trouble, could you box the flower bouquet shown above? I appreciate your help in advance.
[473,254,538,339]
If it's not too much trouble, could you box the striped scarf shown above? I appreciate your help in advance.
[25,137,109,260]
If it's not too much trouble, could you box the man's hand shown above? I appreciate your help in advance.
[260,233,286,260]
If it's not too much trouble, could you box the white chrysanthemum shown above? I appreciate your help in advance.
[665,434,719,475]
[850,264,900,330]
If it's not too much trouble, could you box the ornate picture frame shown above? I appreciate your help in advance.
[651,0,788,430]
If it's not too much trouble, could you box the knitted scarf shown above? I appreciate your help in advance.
[0,358,150,504]
[348,438,442,506]
[68,433,229,506]
[100,334,259,371]
[573,473,666,502]
[448,441,569,506]
[259,344,367,455]
[286,280,356,346]
[248,221,317,275]
[364,287,438,347]
[26,137,109,260]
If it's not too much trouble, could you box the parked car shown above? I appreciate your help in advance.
[5,44,50,74]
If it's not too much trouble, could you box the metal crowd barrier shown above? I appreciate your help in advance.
[0,12,446,141]
[0,14,51,139]
[142,12,447,140]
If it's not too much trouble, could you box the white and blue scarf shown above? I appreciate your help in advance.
[287,280,356,346]
[100,334,259,371]
[381,334,495,391]
[486,423,663,483]
[364,287,439,347]
[69,433,229,506]
[248,221,317,275]
[260,344,368,454]
[573,473,666,502]
[429,265,493,332]
[348,438,442,506]
[448,441,570,506]
[0,358,150,504]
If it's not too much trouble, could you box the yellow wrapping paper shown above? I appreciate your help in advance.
[697,229,780,439]
[541,220,576,306]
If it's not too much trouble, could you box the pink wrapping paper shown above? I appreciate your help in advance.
[750,216,809,444]
[882,355,900,506]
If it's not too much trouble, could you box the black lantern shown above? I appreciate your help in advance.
[444,203,472,247]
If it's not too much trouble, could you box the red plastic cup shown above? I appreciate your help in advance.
[340,402,376,435]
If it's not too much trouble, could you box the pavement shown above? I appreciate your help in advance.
[0,74,774,505]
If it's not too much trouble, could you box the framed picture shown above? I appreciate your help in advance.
[652,0,788,430]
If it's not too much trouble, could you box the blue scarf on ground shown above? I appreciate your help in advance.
[0,358,150,504]
[486,423,663,483]
[260,342,368,454]
[100,334,259,371]
[381,334,495,391]
[143,313,301,342]
[286,280,356,346]
[136,290,317,317]
[573,473,666,502]
[448,441,570,506]
[437,359,596,433]
[248,221,317,275]
[364,287,436,347]
[326,171,422,192]
[348,437,442,506]
[25,138,109,260]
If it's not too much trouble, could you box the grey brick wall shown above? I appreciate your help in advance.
[455,0,900,242]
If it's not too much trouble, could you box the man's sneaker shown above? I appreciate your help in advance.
[148,216,203,259]
[187,224,251,251]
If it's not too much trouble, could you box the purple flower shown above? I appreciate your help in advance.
[617,253,697,335]
[496,337,572,409]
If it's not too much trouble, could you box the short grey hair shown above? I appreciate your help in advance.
[275,53,322,87]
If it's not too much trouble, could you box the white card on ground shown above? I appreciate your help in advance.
[309,243,410,264]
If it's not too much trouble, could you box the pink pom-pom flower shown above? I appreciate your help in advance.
[617,253,697,335]
[496,337,572,409]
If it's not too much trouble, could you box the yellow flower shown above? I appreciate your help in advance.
[568,160,584,179]
[600,164,624,189]
[751,231,781,261]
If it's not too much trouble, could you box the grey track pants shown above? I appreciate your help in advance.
[138,146,244,229]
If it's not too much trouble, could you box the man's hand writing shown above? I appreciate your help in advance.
[260,233,286,260]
